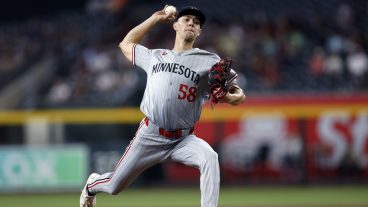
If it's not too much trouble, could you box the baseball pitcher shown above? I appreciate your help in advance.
[80,5,245,207]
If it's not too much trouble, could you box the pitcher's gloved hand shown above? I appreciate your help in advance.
[208,57,232,104]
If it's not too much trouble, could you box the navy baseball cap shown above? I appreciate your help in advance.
[176,6,206,27]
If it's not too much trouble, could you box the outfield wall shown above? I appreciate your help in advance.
[0,93,367,191]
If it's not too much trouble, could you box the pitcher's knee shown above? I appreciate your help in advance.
[203,150,219,166]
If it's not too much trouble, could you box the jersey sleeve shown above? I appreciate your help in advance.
[132,44,152,72]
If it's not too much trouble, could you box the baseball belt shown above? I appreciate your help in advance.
[144,117,194,139]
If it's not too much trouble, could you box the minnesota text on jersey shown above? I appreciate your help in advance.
[152,63,200,84]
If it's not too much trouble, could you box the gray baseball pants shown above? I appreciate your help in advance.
[87,117,220,207]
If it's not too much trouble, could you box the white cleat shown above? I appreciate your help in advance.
[80,173,100,207]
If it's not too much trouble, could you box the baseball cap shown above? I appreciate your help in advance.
[176,6,206,27]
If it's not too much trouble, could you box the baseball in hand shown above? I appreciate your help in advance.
[165,5,176,15]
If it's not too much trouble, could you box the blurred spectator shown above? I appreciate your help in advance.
[324,53,343,75]
[326,34,346,54]
[335,3,354,32]
[95,70,119,92]
[346,45,368,87]
[47,78,72,103]
[309,46,325,76]
[83,46,112,73]
[216,25,243,58]
[346,46,368,78]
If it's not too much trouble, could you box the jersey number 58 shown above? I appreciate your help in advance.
[178,84,197,102]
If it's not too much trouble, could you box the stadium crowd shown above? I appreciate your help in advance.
[0,1,367,108]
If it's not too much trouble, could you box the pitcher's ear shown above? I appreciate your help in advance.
[173,22,178,31]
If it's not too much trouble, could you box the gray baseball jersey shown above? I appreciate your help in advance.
[86,44,239,207]
[134,44,237,129]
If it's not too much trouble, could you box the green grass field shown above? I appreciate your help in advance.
[1,186,368,207]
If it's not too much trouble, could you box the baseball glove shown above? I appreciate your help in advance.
[208,57,233,104]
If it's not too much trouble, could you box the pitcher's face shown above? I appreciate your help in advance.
[174,15,202,42]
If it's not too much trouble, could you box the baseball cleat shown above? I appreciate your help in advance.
[80,173,99,207]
